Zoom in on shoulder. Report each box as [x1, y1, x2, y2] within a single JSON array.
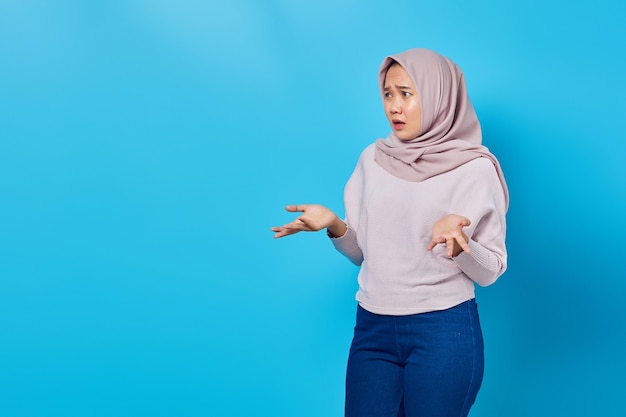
[[439, 157, 502, 198], [359, 143, 376, 160], [453, 157, 499, 181], [464, 156, 497, 172], [450, 157, 506, 206], [350, 143, 377, 170], [345, 143, 377, 186]]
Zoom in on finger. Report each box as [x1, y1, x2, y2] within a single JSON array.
[[449, 229, 471, 253], [272, 228, 286, 238], [446, 238, 455, 257], [283, 220, 310, 232], [427, 240, 439, 250], [427, 237, 445, 251], [271, 223, 298, 230], [285, 205, 306, 213], [271, 226, 286, 238], [457, 237, 471, 254], [273, 227, 300, 238]]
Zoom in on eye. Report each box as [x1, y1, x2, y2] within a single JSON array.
[[384, 92, 392, 98], [402, 91, 412, 97]]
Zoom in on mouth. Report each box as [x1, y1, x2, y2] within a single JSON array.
[[392, 119, 405, 130]]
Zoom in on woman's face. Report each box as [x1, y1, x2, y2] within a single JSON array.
[[383, 64, 422, 141]]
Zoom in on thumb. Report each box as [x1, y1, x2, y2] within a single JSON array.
[[285, 204, 306, 213]]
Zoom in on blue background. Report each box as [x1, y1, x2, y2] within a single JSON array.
[[1, 1, 625, 416]]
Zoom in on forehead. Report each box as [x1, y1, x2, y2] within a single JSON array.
[[384, 64, 414, 88]]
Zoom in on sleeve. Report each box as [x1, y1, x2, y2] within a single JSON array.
[[454, 238, 506, 286], [451, 159, 508, 286], [329, 224, 363, 266]]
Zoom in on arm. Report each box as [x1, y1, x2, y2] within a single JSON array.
[[271, 146, 369, 262], [270, 204, 364, 265], [427, 213, 506, 286], [453, 238, 506, 286], [427, 159, 508, 286], [329, 224, 363, 266]]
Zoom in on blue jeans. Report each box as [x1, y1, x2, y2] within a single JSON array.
[[345, 300, 484, 417]]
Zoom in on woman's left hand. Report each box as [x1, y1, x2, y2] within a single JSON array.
[[427, 214, 471, 257]]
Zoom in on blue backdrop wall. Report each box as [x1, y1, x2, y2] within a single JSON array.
[[1, 1, 625, 416]]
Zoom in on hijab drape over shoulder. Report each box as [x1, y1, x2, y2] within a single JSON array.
[[374, 48, 509, 209]]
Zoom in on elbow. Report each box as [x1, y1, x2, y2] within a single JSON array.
[[476, 274, 499, 287], [350, 255, 364, 266], [476, 262, 507, 287]]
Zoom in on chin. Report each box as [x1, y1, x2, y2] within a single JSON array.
[[396, 134, 416, 142]]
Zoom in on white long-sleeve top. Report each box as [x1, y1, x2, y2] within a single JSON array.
[[331, 144, 507, 315]]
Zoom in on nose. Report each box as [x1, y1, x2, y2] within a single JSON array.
[[389, 96, 402, 114]]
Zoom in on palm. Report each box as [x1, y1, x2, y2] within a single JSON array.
[[271, 204, 338, 238], [427, 214, 471, 257]]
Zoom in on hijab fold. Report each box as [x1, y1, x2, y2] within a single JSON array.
[[374, 48, 509, 209]]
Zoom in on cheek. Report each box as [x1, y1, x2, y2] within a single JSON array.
[[407, 101, 420, 117], [408, 103, 422, 125]]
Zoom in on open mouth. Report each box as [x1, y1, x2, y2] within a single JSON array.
[[392, 120, 405, 130]]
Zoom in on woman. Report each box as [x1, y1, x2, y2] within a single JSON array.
[[271, 48, 508, 417]]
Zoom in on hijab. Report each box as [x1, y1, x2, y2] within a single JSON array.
[[373, 48, 509, 209]]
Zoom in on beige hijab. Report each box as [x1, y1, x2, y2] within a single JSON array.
[[374, 48, 509, 209]]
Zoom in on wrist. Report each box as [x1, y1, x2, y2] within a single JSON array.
[[327, 219, 347, 238]]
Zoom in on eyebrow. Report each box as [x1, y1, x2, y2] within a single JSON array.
[[383, 84, 413, 91]]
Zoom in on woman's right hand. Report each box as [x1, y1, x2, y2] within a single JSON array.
[[270, 204, 346, 239]]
